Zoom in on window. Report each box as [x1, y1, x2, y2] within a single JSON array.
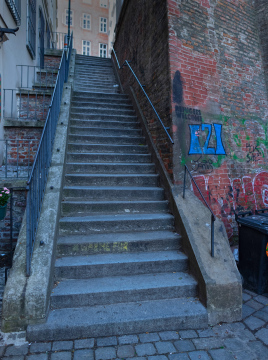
[[64, 9, 73, 26], [99, 43, 107, 58], [26, 0, 36, 59], [82, 40, 91, 56], [100, 0, 108, 8], [5, 0, 21, 25], [99, 17, 107, 33], [82, 13, 91, 30]]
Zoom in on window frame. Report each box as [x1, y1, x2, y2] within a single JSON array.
[[64, 9, 74, 27], [100, 0, 108, 8], [82, 40, 91, 56], [26, 0, 36, 59], [99, 43, 107, 58], [81, 13, 91, 30], [99, 17, 107, 33]]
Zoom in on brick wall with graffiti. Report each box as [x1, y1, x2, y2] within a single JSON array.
[[168, 0, 268, 241]]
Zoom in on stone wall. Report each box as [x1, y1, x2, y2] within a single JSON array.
[[168, 0, 268, 241], [113, 0, 173, 178]]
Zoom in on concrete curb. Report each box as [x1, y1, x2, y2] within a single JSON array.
[[1, 49, 76, 332]]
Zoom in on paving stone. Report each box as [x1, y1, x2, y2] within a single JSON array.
[[51, 352, 72, 360], [229, 350, 256, 360], [0, 346, 5, 357], [135, 343, 156, 356], [208, 348, 234, 360], [254, 295, 268, 305], [245, 299, 264, 310], [254, 309, 268, 322], [188, 351, 211, 360], [224, 338, 248, 351], [95, 347, 117, 360], [126, 358, 146, 360], [174, 340, 195, 352], [30, 342, 51, 353], [52, 341, 73, 351], [26, 354, 48, 360], [242, 293, 252, 302], [244, 315, 265, 330], [242, 304, 256, 319], [178, 330, 197, 339], [192, 337, 224, 350], [139, 333, 160, 343], [5, 344, 29, 356], [263, 306, 268, 314], [249, 340, 268, 360], [155, 341, 176, 354], [148, 356, 168, 360], [244, 289, 258, 297], [196, 328, 216, 338], [159, 331, 179, 340], [3, 357, 25, 360], [74, 339, 94, 349], [227, 322, 246, 332], [97, 336, 117, 347], [117, 345, 135, 358], [73, 349, 94, 360], [119, 335, 139, 345], [169, 354, 189, 360], [255, 328, 268, 345], [212, 324, 232, 337], [235, 328, 256, 341]]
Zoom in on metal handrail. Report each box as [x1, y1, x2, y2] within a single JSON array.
[[26, 32, 73, 276], [112, 49, 174, 144], [183, 164, 215, 257]]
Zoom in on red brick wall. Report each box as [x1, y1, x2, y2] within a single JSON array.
[[168, 0, 268, 242], [113, 0, 173, 178]]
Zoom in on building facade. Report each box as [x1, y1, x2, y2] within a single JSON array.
[[57, 0, 109, 57]]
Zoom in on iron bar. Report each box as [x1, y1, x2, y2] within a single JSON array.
[[112, 49, 174, 144]]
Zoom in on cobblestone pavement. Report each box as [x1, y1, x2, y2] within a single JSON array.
[[0, 285, 267, 360]]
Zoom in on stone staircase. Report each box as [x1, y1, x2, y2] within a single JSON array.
[[27, 54, 208, 341]]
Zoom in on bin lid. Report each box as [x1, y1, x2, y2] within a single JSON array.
[[236, 215, 268, 234]]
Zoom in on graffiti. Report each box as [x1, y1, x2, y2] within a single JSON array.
[[192, 170, 268, 239], [175, 106, 202, 122], [189, 123, 226, 155], [191, 156, 213, 173], [246, 143, 262, 163]]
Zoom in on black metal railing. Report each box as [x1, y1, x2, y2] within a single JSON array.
[[112, 49, 174, 144], [0, 139, 39, 178], [183, 164, 215, 257], [16, 65, 58, 89], [26, 32, 73, 276]]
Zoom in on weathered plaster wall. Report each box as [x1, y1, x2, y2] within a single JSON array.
[[113, 0, 173, 177], [168, 0, 268, 241]]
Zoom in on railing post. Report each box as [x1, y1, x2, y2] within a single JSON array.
[[26, 186, 31, 277], [183, 166, 187, 199], [211, 214, 215, 257]]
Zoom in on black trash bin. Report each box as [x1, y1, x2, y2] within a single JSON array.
[[236, 211, 268, 295]]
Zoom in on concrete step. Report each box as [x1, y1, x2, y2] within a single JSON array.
[[67, 143, 148, 154], [72, 91, 128, 101], [64, 173, 159, 187], [65, 162, 154, 174], [75, 61, 112, 68], [73, 87, 120, 94], [27, 297, 208, 341], [71, 101, 133, 110], [67, 134, 146, 145], [70, 119, 140, 129], [56, 231, 181, 257], [74, 79, 119, 87], [70, 106, 135, 116], [61, 199, 169, 216], [74, 75, 117, 83], [54, 250, 187, 280], [66, 152, 151, 163], [62, 185, 162, 200], [71, 97, 130, 106], [51, 272, 198, 309], [59, 213, 174, 235], [70, 113, 137, 122], [69, 126, 142, 137]]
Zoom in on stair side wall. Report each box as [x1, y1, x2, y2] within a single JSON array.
[[1, 50, 75, 332]]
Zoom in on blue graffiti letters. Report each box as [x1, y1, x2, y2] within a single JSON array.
[[189, 124, 226, 155]]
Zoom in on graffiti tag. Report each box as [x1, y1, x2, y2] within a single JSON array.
[[191, 156, 213, 173], [246, 143, 262, 163], [189, 123, 226, 155]]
